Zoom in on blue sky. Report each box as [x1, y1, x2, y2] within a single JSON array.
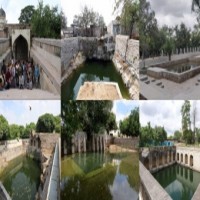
[[0, 0, 60, 23], [112, 100, 139, 125], [0, 100, 60, 126]]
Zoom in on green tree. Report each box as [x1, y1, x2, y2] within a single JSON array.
[[183, 129, 193, 145], [9, 124, 20, 139], [174, 130, 182, 141], [114, 0, 139, 38], [23, 122, 36, 138], [54, 115, 61, 133], [106, 112, 117, 134], [181, 100, 191, 132], [31, 0, 61, 38], [0, 115, 9, 140], [36, 113, 55, 133], [163, 37, 174, 61], [18, 5, 35, 24], [119, 107, 139, 137]]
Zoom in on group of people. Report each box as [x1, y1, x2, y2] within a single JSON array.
[[0, 59, 40, 91]]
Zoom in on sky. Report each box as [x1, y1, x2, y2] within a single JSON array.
[[61, 0, 119, 26], [149, 0, 197, 30], [0, 100, 60, 126], [0, 0, 60, 23], [140, 100, 200, 136], [112, 100, 139, 126]]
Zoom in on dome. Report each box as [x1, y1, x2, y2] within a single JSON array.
[[0, 8, 6, 18]]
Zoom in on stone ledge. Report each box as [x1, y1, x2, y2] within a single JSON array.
[[76, 81, 123, 100]]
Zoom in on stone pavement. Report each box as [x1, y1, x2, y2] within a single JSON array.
[[0, 89, 60, 99]]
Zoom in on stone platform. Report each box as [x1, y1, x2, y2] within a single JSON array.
[[76, 82, 122, 100]]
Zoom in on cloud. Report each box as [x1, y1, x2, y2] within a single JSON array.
[[149, 0, 197, 29]]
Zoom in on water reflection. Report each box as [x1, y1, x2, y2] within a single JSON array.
[[61, 152, 139, 200], [153, 164, 200, 200], [61, 60, 130, 100], [0, 156, 40, 200]]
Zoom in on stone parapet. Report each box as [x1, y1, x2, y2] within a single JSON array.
[[140, 162, 172, 200]]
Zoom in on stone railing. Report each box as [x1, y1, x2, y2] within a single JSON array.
[[0, 182, 11, 200], [40, 140, 60, 200], [30, 38, 61, 95], [192, 183, 200, 200], [139, 162, 172, 200]]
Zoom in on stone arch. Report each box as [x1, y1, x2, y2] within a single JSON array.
[[177, 153, 179, 161], [12, 29, 30, 60], [159, 152, 163, 166], [144, 157, 149, 170], [181, 153, 183, 162], [190, 155, 193, 167], [185, 154, 188, 165]]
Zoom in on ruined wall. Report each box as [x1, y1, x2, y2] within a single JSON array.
[[30, 38, 61, 95], [0, 139, 28, 173], [61, 36, 115, 81], [113, 137, 139, 150], [113, 35, 139, 99], [0, 39, 11, 68]]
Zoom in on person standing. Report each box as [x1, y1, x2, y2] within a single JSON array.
[[34, 64, 40, 88], [1, 59, 6, 84]]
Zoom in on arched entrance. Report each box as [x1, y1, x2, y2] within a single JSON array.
[[13, 35, 28, 60]]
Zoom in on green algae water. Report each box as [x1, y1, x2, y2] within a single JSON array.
[[61, 60, 130, 100], [61, 152, 139, 200], [0, 155, 40, 200], [153, 164, 200, 200]]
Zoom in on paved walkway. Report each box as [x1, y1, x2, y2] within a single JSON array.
[[0, 89, 60, 99], [140, 52, 200, 99]]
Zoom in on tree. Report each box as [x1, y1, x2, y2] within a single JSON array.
[[62, 101, 114, 140], [174, 130, 182, 141], [192, 0, 200, 11], [9, 124, 20, 139], [61, 10, 67, 29], [119, 107, 139, 137], [106, 112, 117, 134], [36, 113, 55, 133], [181, 100, 191, 132], [0, 115, 9, 140], [114, 0, 139, 38], [163, 37, 174, 61], [73, 5, 105, 36], [54, 115, 61, 133], [18, 5, 35, 24], [31, 0, 61, 38], [23, 122, 36, 138]]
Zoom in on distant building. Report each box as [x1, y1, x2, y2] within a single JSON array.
[[109, 130, 119, 137], [107, 19, 121, 36]]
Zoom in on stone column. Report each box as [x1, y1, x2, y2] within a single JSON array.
[[96, 137, 99, 152], [72, 137, 75, 154], [78, 135, 81, 153], [83, 135, 86, 152], [64, 140, 67, 155], [92, 134, 95, 152], [149, 153, 153, 170], [100, 136, 102, 152]]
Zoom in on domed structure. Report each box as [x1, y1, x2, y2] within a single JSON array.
[[0, 7, 6, 18]]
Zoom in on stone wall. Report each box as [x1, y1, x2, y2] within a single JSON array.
[[113, 35, 139, 99], [176, 147, 200, 172], [139, 162, 172, 200], [140, 146, 176, 173], [0, 182, 11, 200], [61, 36, 115, 81], [0, 139, 28, 173], [0, 39, 11, 69], [113, 137, 139, 149], [30, 38, 61, 95]]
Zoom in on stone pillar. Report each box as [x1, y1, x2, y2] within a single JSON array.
[[149, 153, 153, 170], [83, 135, 86, 152], [64, 140, 67, 155], [72, 137, 75, 154], [103, 135, 105, 152], [92, 134, 95, 152], [100, 136, 102, 152], [96, 137, 99, 152], [78, 135, 81, 153]]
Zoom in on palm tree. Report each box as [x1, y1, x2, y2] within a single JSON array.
[[192, 0, 200, 11]]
